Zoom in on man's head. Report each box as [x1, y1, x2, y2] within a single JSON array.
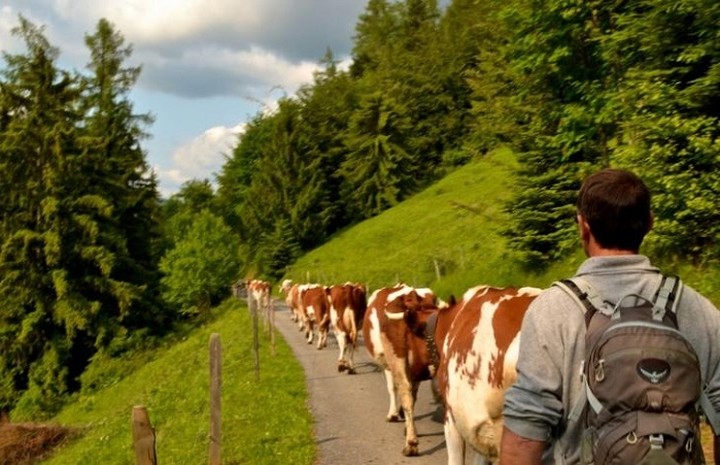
[[576, 168, 652, 254]]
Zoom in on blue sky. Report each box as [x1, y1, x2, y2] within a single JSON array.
[[0, 0, 368, 197]]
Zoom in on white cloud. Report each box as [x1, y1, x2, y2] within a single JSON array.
[[156, 123, 244, 194], [138, 45, 319, 99], [48, 0, 260, 44]]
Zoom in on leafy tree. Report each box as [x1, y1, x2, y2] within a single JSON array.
[[255, 218, 303, 281], [160, 179, 221, 259], [350, 0, 398, 78], [499, 0, 720, 267], [607, 0, 720, 264], [392, 0, 448, 173], [159, 210, 239, 313], [461, 0, 525, 154], [499, 0, 626, 267]]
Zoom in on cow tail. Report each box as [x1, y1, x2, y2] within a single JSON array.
[[354, 287, 368, 330]]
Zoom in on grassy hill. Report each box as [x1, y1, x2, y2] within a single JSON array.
[[283, 146, 719, 304], [33, 146, 718, 464], [283, 147, 581, 299]]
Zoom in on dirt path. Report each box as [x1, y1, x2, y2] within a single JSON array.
[[273, 303, 451, 465]]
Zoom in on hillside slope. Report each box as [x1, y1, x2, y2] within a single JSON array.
[[283, 147, 581, 299], [283, 147, 718, 304]]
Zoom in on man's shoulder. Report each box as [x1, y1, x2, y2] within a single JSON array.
[[526, 284, 585, 319]]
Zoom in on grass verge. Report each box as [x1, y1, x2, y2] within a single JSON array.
[[41, 299, 314, 465]]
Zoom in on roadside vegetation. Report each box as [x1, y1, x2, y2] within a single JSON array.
[[39, 299, 313, 465]]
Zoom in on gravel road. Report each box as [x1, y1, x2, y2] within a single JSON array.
[[273, 302, 451, 465]]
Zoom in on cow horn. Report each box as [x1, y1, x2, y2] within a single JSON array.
[[384, 310, 405, 320]]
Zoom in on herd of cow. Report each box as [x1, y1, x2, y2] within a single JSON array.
[[244, 278, 543, 465]]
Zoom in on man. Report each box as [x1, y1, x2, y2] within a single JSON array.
[[500, 168, 720, 464]]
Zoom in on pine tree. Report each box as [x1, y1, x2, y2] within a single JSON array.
[[81, 18, 166, 332], [340, 91, 414, 218], [239, 99, 332, 272], [296, 49, 357, 231], [0, 17, 85, 414]]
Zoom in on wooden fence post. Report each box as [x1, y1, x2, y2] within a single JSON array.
[[269, 300, 275, 355], [209, 333, 222, 465], [131, 406, 157, 465]]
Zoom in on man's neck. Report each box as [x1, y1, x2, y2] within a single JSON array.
[[584, 239, 637, 257]]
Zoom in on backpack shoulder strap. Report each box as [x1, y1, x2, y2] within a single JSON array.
[[552, 277, 610, 425], [652, 274, 682, 317], [553, 277, 614, 326]]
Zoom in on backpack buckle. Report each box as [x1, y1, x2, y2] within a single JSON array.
[[649, 434, 664, 449]]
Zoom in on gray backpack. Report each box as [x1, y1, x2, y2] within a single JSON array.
[[555, 275, 706, 465]]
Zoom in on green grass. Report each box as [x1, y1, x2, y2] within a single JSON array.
[[43, 299, 314, 465]]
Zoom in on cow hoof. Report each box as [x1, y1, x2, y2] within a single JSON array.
[[402, 444, 419, 457], [386, 414, 402, 423], [347, 368, 356, 375], [338, 364, 347, 372]]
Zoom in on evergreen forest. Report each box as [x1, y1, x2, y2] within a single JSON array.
[[1, 0, 719, 419]]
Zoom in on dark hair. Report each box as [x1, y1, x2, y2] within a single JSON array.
[[576, 168, 652, 252]]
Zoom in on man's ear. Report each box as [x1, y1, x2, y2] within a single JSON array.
[[578, 214, 591, 241]]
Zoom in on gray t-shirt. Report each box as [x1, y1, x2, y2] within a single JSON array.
[[503, 255, 720, 464]]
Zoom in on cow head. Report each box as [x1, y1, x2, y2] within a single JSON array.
[[400, 290, 445, 338], [279, 279, 293, 294]]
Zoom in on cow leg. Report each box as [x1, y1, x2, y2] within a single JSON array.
[[305, 320, 314, 345], [399, 378, 419, 457], [316, 326, 326, 350], [346, 337, 356, 374], [346, 312, 357, 374], [335, 329, 348, 371], [316, 315, 329, 350], [445, 414, 466, 465], [383, 369, 401, 422]]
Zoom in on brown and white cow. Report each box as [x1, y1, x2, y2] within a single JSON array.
[[326, 282, 367, 374], [247, 279, 273, 320], [363, 283, 443, 457], [432, 285, 541, 465], [299, 284, 331, 349], [279, 279, 304, 329]]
